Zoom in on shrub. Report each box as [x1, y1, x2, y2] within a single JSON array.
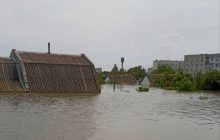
[[201, 70, 220, 90], [177, 78, 195, 91]]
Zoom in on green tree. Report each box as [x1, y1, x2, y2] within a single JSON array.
[[201, 70, 220, 90], [194, 73, 203, 90], [97, 72, 106, 84], [177, 78, 195, 91], [152, 65, 175, 74], [127, 66, 146, 81], [111, 65, 119, 73]]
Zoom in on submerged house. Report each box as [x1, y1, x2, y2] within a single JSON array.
[[0, 47, 100, 93], [146, 74, 161, 86], [139, 76, 150, 87], [105, 75, 137, 85]]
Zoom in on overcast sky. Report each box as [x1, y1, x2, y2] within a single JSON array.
[[0, 0, 219, 70]]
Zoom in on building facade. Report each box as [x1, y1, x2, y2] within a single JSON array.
[[95, 68, 102, 73], [147, 67, 154, 74], [184, 53, 220, 74], [153, 60, 184, 71]]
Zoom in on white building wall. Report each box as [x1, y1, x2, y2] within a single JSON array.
[[153, 60, 184, 71], [184, 53, 220, 74]]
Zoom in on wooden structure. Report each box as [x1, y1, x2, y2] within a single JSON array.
[[0, 49, 100, 93]]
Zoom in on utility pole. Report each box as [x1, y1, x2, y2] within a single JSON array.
[[113, 64, 116, 92]]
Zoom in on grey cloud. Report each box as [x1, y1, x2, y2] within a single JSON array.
[[0, 0, 219, 70]]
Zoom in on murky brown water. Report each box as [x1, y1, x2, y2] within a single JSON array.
[[0, 85, 219, 140]]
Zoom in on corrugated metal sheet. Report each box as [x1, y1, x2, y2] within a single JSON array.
[[0, 58, 17, 80], [0, 81, 23, 92], [0, 58, 23, 92], [0, 57, 13, 64], [25, 64, 99, 93], [18, 51, 100, 93], [0, 50, 100, 93], [18, 52, 90, 65]]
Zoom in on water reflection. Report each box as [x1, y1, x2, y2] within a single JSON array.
[[0, 85, 219, 140]]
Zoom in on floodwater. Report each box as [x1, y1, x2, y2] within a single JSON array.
[[0, 85, 219, 140]]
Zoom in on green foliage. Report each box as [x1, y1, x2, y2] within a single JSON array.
[[127, 65, 146, 81], [152, 65, 175, 74], [153, 70, 220, 91], [111, 65, 119, 73], [194, 73, 203, 90], [177, 78, 195, 91], [97, 72, 106, 85], [136, 86, 149, 92], [200, 70, 220, 90]]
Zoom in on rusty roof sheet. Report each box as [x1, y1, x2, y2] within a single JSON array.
[[0, 81, 23, 92], [17, 51, 90, 65], [0, 57, 13, 63]]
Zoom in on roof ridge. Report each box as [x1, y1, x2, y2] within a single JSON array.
[[16, 50, 82, 57], [0, 57, 11, 59], [13, 50, 90, 65]]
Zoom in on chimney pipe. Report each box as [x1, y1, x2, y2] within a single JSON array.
[[48, 42, 51, 54]]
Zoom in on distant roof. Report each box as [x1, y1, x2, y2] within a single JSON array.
[[0, 57, 13, 63], [185, 53, 220, 57], [154, 60, 183, 62], [106, 74, 137, 85], [15, 51, 90, 65]]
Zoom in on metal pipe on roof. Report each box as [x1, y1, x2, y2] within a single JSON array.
[[48, 42, 51, 54]]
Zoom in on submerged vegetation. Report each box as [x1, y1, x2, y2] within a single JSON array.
[[97, 64, 220, 92], [97, 65, 146, 84], [152, 65, 220, 91], [136, 86, 149, 92], [97, 72, 106, 84]]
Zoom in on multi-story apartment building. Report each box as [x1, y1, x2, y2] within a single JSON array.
[[184, 53, 220, 74], [153, 60, 184, 71], [95, 68, 102, 73]]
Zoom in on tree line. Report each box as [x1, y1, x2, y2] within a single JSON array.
[[152, 65, 220, 91], [97, 65, 147, 84]]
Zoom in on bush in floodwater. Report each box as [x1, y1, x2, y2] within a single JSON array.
[[200, 70, 220, 90], [177, 78, 195, 92], [136, 86, 149, 92]]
